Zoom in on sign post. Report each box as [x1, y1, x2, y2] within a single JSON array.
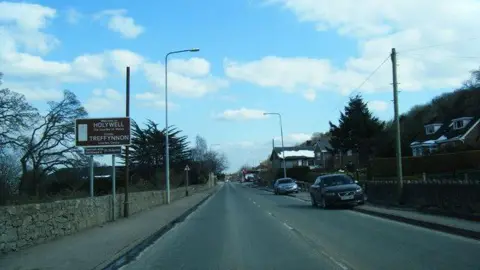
[[75, 117, 131, 147], [84, 147, 121, 156], [112, 154, 116, 221], [89, 156, 94, 197], [75, 117, 131, 201], [184, 165, 190, 196]]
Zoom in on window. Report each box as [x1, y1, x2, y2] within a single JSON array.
[[425, 125, 435, 134], [347, 150, 353, 156], [322, 175, 354, 186], [278, 179, 294, 184], [454, 120, 464, 129], [314, 177, 322, 185]]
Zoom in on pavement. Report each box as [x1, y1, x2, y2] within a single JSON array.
[[0, 187, 218, 270], [286, 190, 480, 240], [123, 182, 480, 270]]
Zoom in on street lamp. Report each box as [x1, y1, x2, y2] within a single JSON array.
[[264, 112, 287, 178], [165, 48, 199, 204]]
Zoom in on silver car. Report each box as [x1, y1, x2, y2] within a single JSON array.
[[273, 178, 299, 195]]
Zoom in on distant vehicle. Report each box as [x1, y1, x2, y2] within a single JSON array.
[[309, 174, 365, 208], [273, 178, 299, 195]]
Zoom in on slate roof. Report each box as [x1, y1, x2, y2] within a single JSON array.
[[411, 116, 480, 146]]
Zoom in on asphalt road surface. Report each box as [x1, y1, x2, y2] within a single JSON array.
[[123, 182, 480, 270]]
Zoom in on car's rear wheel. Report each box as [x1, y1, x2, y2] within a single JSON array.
[[310, 193, 317, 207]]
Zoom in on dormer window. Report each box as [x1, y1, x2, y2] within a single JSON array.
[[425, 125, 435, 135], [425, 123, 442, 135], [454, 120, 464, 129], [452, 117, 472, 130]]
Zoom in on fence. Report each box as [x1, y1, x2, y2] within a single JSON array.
[[370, 150, 480, 177], [364, 179, 480, 218], [0, 166, 210, 206]]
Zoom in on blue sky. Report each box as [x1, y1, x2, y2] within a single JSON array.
[[1, 0, 479, 172]]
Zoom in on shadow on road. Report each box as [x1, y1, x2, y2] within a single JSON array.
[[277, 204, 318, 210], [278, 204, 354, 211]]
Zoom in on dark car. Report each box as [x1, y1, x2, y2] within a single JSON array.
[[273, 178, 299, 195], [309, 174, 365, 208]]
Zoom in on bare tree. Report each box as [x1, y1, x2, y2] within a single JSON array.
[[190, 135, 229, 176], [0, 149, 22, 204], [18, 90, 87, 194], [0, 73, 39, 147], [191, 135, 208, 162], [204, 150, 229, 174]]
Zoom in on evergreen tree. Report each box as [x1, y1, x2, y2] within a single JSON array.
[[328, 94, 384, 165]]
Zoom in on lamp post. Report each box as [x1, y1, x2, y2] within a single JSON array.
[[264, 112, 287, 178], [165, 48, 199, 204]]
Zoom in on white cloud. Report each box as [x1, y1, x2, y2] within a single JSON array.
[[84, 88, 123, 113], [224, 56, 333, 92], [95, 9, 144, 39], [65, 8, 81, 24], [2, 81, 63, 101], [368, 100, 389, 112], [214, 108, 267, 121], [0, 2, 58, 54], [135, 91, 179, 110], [169, 57, 210, 77], [108, 50, 144, 73], [143, 60, 229, 98], [303, 89, 316, 101], [227, 0, 480, 98], [274, 133, 312, 145]]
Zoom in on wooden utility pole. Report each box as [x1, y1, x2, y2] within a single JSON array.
[[124, 67, 130, 217], [391, 48, 404, 202]]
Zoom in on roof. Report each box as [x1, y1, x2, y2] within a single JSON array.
[[270, 146, 315, 160], [313, 138, 331, 151], [411, 116, 480, 146]]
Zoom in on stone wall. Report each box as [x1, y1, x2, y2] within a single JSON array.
[[0, 184, 210, 254]]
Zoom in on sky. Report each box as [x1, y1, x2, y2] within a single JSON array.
[[1, 0, 479, 173]]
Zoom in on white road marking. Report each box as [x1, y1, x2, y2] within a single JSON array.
[[267, 212, 273, 216], [320, 251, 349, 270], [283, 222, 293, 230]]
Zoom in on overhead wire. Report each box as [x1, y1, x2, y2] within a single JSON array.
[[397, 36, 480, 54], [329, 54, 391, 114]]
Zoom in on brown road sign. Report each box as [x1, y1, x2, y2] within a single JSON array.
[[84, 146, 122, 156], [75, 117, 131, 147]]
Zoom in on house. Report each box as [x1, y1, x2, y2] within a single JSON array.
[[269, 146, 316, 170], [410, 116, 480, 156], [290, 138, 360, 170]]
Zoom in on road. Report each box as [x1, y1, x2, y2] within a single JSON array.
[[123, 182, 480, 270]]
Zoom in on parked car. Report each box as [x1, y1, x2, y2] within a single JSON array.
[[309, 174, 365, 208], [273, 178, 299, 195]]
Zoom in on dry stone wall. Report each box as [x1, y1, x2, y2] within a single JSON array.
[[0, 184, 210, 254]]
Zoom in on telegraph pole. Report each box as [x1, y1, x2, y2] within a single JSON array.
[[124, 67, 130, 217], [391, 48, 403, 202]]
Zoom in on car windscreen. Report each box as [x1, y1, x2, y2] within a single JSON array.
[[278, 179, 294, 184], [323, 175, 354, 186]]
